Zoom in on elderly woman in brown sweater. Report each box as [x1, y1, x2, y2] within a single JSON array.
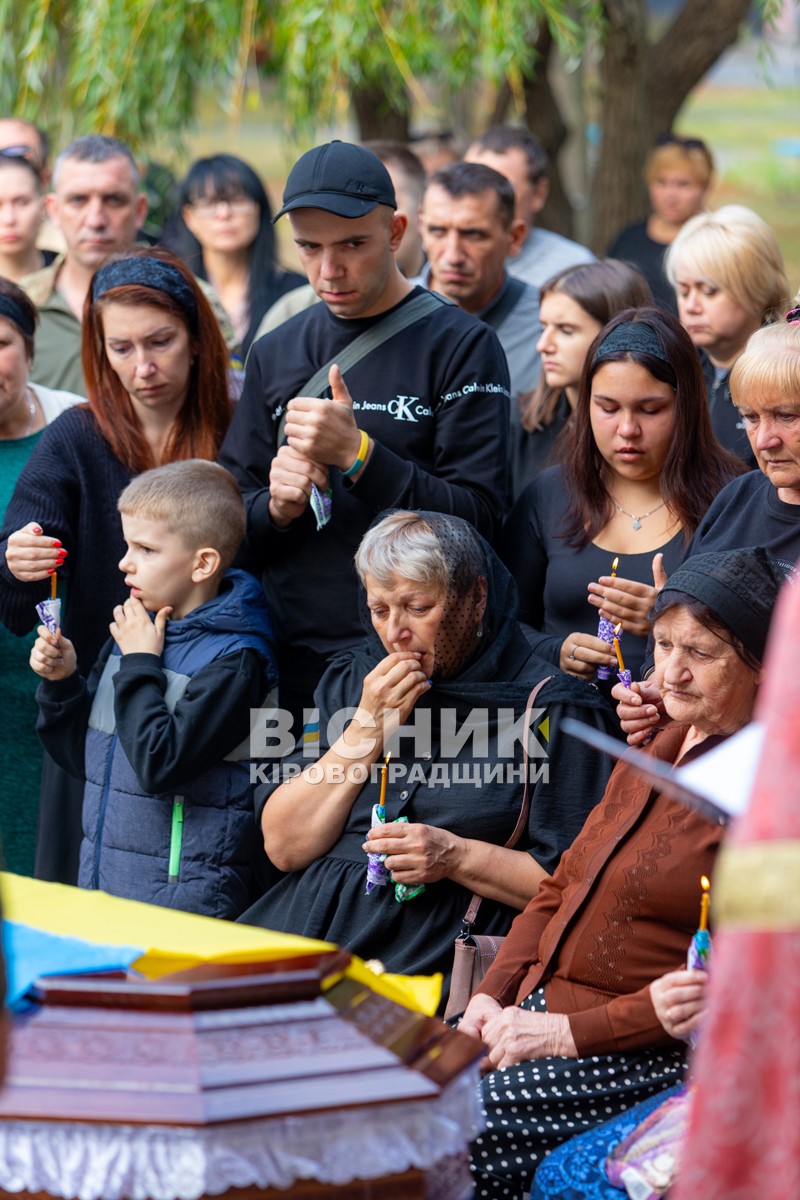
[[462, 547, 788, 1200]]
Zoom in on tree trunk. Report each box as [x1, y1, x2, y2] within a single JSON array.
[[522, 27, 575, 237], [646, 0, 752, 136], [352, 83, 410, 142], [590, 0, 650, 254], [488, 25, 576, 238]]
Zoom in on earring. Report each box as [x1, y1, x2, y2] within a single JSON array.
[[476, 628, 483, 639]]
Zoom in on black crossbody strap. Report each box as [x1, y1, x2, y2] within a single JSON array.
[[277, 290, 444, 445], [461, 676, 553, 929]]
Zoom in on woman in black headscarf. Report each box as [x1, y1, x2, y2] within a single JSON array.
[[239, 510, 620, 1003]]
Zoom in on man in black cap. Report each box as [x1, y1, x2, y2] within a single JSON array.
[[219, 140, 510, 724]]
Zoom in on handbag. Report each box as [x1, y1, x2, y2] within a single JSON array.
[[444, 676, 552, 1021]]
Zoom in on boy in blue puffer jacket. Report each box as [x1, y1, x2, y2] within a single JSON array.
[[31, 460, 278, 919]]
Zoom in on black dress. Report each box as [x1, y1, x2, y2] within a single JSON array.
[[239, 543, 620, 1004]]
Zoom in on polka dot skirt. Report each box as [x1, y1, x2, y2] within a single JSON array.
[[469, 988, 685, 1200]]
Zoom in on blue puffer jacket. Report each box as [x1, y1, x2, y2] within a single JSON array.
[[77, 570, 277, 918]]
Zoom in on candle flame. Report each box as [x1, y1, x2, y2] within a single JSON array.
[[701, 875, 710, 891], [614, 623, 622, 636], [378, 751, 391, 808], [611, 557, 619, 575]]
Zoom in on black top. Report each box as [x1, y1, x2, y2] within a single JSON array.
[[511, 392, 572, 501], [607, 220, 676, 313], [501, 465, 685, 682], [699, 351, 757, 470], [687, 469, 800, 570], [219, 287, 511, 669]]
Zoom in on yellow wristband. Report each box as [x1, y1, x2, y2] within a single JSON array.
[[342, 428, 370, 478]]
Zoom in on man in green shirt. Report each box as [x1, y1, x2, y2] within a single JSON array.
[[21, 135, 148, 397]]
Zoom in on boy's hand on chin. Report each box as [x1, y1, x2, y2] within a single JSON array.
[[110, 597, 172, 657]]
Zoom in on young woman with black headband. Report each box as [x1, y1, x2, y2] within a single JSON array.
[[501, 307, 744, 684]]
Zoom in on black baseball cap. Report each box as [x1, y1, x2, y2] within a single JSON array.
[[273, 140, 397, 221]]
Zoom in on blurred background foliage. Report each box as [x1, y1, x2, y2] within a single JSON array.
[[0, 0, 797, 275]]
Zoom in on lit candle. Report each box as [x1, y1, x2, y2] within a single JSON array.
[[613, 623, 625, 673], [51, 571, 57, 601], [597, 559, 620, 680], [378, 751, 391, 811], [699, 874, 710, 933]]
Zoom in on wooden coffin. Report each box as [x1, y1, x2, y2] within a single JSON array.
[[0, 953, 483, 1200]]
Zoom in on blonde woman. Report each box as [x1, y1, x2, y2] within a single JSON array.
[[665, 204, 790, 468]]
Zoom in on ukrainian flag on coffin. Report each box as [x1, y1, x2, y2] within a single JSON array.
[[0, 873, 441, 1015]]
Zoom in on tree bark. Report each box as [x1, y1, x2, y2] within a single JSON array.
[[522, 26, 575, 237], [352, 82, 410, 142], [347, 0, 754, 255], [646, 0, 752, 136], [487, 26, 576, 237], [590, 0, 650, 254]]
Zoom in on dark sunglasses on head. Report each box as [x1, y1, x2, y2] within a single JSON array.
[[655, 132, 709, 154], [0, 145, 42, 177], [0, 144, 34, 159]]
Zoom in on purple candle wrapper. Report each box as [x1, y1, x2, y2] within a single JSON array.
[[36, 598, 62, 637], [310, 483, 332, 532], [687, 929, 711, 972], [365, 802, 389, 894], [597, 615, 616, 642], [596, 615, 616, 680], [686, 929, 711, 1048], [617, 669, 632, 688]]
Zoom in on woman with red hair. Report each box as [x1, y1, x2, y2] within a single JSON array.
[[0, 246, 232, 882]]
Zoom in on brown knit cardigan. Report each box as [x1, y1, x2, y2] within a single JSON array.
[[475, 722, 724, 1056]]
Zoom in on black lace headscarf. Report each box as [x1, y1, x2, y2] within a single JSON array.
[[350, 510, 612, 715]]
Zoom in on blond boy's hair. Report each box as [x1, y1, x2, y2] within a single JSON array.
[[118, 460, 245, 573]]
